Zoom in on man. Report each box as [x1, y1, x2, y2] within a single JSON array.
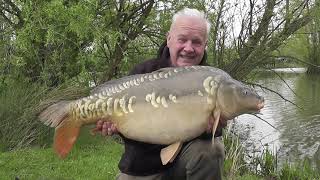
[[95, 8, 226, 180]]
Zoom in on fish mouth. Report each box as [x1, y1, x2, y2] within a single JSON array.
[[256, 101, 265, 111]]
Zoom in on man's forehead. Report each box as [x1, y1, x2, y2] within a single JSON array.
[[171, 17, 207, 35], [173, 16, 206, 28], [172, 26, 207, 40], [176, 33, 205, 41]]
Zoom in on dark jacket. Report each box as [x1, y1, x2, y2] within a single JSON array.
[[118, 42, 222, 176]]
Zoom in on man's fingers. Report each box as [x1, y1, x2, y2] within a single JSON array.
[[102, 122, 108, 136], [90, 127, 99, 135], [90, 120, 103, 135], [92, 120, 117, 136], [107, 128, 112, 136], [96, 120, 103, 129], [111, 124, 118, 133], [106, 121, 112, 127], [97, 120, 103, 125]]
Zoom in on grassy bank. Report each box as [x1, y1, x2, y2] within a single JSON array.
[[1, 129, 319, 180], [222, 131, 320, 180], [0, 128, 123, 180]]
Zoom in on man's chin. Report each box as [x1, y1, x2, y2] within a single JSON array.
[[176, 61, 197, 67]]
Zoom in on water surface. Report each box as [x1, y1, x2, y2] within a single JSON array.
[[233, 69, 320, 169]]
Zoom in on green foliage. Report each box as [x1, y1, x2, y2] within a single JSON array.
[[223, 131, 250, 178], [306, 3, 320, 73], [261, 149, 277, 176], [14, 0, 90, 86], [0, 78, 51, 151], [251, 148, 277, 178], [276, 3, 320, 72], [276, 29, 309, 65], [222, 130, 319, 180], [0, 76, 90, 151], [280, 160, 320, 180]]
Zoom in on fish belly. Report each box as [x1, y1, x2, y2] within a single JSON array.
[[114, 96, 213, 144]]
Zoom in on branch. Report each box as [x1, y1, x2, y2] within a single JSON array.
[[262, 66, 302, 99], [124, 0, 152, 23], [266, 13, 312, 53], [251, 114, 279, 131], [127, 0, 154, 39], [245, 0, 276, 50]]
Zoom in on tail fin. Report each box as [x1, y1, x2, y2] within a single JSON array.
[[39, 101, 71, 128], [39, 101, 81, 158]]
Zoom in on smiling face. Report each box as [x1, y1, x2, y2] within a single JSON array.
[[167, 16, 208, 67]]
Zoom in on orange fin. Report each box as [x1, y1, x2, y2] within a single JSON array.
[[160, 142, 182, 165], [54, 119, 81, 159]]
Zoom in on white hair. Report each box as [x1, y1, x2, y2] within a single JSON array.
[[171, 8, 211, 36]]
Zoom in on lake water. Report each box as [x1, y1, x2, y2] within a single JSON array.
[[231, 68, 320, 169]]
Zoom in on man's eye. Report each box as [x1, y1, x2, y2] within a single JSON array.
[[193, 40, 202, 46], [178, 39, 187, 43]]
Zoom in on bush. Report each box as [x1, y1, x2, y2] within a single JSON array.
[[0, 78, 52, 151], [0, 78, 90, 151]]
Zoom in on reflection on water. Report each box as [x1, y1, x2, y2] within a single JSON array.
[[233, 70, 320, 169]]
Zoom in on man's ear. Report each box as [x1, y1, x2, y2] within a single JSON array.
[[205, 40, 208, 50], [166, 32, 171, 41]]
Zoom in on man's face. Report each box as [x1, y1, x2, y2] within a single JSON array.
[[167, 16, 207, 67]]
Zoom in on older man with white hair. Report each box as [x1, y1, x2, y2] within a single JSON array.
[[96, 8, 226, 180]]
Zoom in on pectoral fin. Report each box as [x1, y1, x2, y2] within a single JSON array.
[[160, 142, 182, 165], [212, 109, 221, 145]]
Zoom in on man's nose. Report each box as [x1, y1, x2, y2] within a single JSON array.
[[183, 41, 194, 52]]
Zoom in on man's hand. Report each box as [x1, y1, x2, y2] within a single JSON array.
[[91, 120, 118, 136]]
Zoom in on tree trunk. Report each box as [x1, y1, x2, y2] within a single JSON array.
[[307, 29, 320, 74], [212, 0, 225, 66]]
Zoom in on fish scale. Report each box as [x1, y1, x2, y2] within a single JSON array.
[[73, 66, 206, 121]]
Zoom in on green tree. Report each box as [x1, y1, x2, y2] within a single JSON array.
[[306, 2, 320, 74], [206, 0, 319, 79]]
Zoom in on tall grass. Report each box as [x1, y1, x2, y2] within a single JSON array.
[[223, 128, 320, 180], [279, 159, 320, 180], [0, 78, 51, 151], [223, 130, 248, 179], [0, 78, 90, 151]]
